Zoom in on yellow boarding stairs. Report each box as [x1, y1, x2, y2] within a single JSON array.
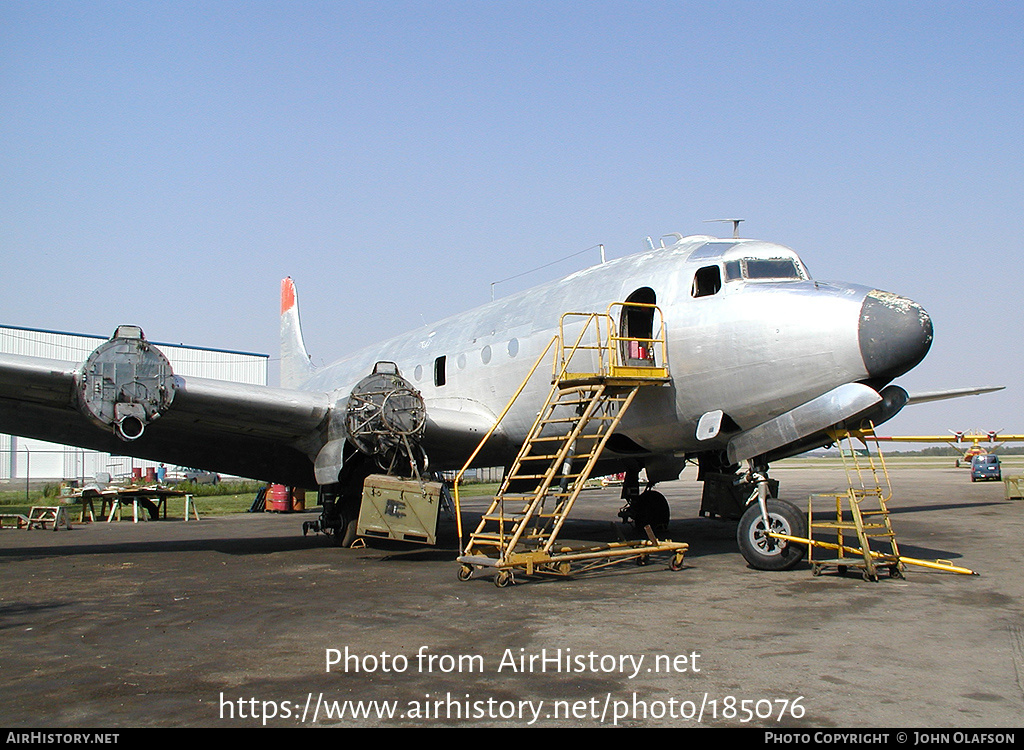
[[453, 303, 688, 587], [768, 424, 977, 579]]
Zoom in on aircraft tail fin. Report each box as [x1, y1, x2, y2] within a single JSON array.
[[280, 277, 315, 388]]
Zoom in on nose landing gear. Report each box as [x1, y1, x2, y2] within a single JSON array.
[[735, 465, 807, 571]]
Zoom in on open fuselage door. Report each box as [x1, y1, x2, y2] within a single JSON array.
[[619, 287, 658, 368]]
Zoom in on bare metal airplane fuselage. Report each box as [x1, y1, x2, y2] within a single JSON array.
[[293, 235, 929, 478], [0, 232, 942, 570]]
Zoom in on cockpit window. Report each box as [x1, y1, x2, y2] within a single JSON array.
[[723, 257, 804, 282], [746, 258, 802, 279]]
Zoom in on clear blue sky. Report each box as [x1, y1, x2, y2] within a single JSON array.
[[2, 1, 1022, 437]]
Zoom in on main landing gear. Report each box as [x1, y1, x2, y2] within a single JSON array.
[[303, 481, 362, 547], [617, 467, 671, 535]]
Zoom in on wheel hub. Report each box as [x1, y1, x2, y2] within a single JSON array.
[[750, 513, 790, 556]]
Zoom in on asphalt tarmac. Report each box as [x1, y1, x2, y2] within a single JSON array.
[[1, 463, 1022, 728]]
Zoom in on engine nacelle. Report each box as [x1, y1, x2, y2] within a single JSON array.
[[345, 362, 425, 453], [77, 325, 177, 441], [313, 361, 428, 485]]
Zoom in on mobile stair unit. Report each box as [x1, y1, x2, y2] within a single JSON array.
[[453, 304, 688, 587], [806, 426, 904, 581], [769, 424, 977, 579]]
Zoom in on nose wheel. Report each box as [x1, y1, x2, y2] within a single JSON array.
[[737, 498, 807, 571]]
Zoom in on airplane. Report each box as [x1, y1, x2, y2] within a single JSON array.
[[0, 231, 1003, 572], [874, 431, 1024, 467]]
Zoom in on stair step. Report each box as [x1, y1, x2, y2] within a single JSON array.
[[457, 379, 652, 562], [813, 521, 892, 530], [483, 511, 563, 520]]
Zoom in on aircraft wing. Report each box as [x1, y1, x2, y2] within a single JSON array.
[[0, 347, 331, 487], [876, 432, 1024, 444], [873, 435, 961, 443], [906, 386, 1004, 404], [864, 387, 1012, 445]]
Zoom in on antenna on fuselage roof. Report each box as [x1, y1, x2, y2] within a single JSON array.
[[704, 218, 744, 239], [489, 244, 606, 301]]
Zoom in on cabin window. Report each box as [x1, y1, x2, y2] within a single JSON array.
[[724, 260, 742, 281], [692, 265, 721, 297], [434, 356, 446, 386]]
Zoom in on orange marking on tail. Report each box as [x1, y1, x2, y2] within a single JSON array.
[[281, 277, 296, 314]]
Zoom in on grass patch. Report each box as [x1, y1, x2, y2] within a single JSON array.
[[453, 481, 502, 498], [0, 481, 320, 520]]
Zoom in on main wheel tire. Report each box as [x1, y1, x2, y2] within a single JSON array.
[[737, 499, 807, 571], [338, 517, 358, 547], [632, 489, 670, 533]]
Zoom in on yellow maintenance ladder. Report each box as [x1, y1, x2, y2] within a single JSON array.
[[769, 423, 978, 579], [806, 426, 903, 580], [454, 303, 688, 587]]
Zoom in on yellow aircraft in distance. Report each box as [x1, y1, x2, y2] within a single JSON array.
[[875, 431, 1024, 467]]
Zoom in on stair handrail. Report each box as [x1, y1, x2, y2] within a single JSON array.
[[453, 308, 633, 551], [556, 312, 608, 380], [605, 301, 669, 377], [452, 334, 558, 548]]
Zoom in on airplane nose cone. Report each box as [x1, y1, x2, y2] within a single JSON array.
[[858, 290, 933, 383]]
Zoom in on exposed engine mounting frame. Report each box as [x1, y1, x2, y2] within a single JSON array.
[[344, 361, 427, 476]]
